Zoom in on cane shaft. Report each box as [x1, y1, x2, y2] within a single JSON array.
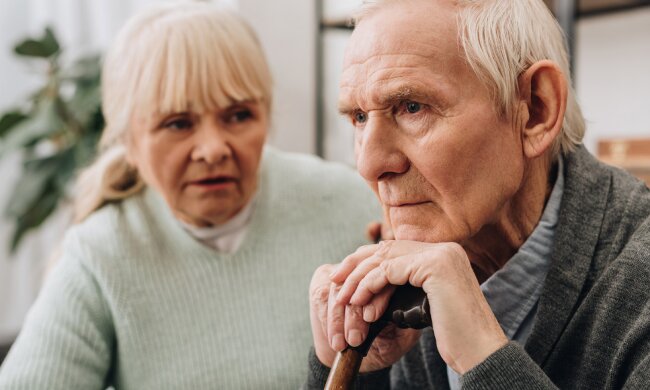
[[324, 349, 363, 390], [323, 285, 431, 389]]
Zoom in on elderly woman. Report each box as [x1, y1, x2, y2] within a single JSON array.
[[0, 3, 380, 389]]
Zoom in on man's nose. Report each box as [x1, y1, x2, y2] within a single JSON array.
[[190, 123, 232, 165], [355, 116, 409, 182]]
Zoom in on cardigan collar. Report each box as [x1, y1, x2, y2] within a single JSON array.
[[524, 145, 612, 366]]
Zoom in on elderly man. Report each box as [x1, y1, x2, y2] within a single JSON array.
[[307, 0, 650, 388]]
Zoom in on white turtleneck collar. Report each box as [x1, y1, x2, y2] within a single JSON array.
[[178, 194, 257, 254]]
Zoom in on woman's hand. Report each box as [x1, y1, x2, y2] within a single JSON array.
[[365, 221, 395, 243], [309, 240, 508, 374]]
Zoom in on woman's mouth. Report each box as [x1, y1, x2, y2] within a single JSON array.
[[190, 176, 237, 191]]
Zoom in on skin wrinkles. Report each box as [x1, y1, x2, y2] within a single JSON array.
[[340, 61, 459, 117], [311, 0, 568, 375], [127, 101, 268, 227], [343, 0, 542, 262]]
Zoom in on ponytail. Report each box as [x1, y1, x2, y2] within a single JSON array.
[[73, 145, 144, 223]]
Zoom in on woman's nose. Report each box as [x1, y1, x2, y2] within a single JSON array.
[[355, 117, 409, 182], [190, 123, 232, 165]]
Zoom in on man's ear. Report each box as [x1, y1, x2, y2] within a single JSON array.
[[518, 60, 567, 158]]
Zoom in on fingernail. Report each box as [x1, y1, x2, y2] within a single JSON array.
[[329, 266, 338, 279], [332, 334, 346, 352], [363, 305, 375, 322], [347, 330, 363, 347]]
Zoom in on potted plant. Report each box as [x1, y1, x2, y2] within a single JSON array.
[[0, 28, 103, 252]]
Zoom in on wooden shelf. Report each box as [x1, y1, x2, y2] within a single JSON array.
[[598, 138, 650, 185]]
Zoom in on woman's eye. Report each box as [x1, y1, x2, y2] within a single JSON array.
[[354, 111, 367, 124], [227, 109, 253, 123], [405, 101, 421, 114], [162, 117, 193, 131]]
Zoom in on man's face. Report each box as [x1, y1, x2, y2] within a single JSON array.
[[340, 0, 526, 244]]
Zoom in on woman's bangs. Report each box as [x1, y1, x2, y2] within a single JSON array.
[[137, 18, 268, 116]]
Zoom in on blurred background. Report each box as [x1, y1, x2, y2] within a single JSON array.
[[1, 0, 649, 362]]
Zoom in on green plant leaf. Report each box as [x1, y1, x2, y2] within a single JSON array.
[[0, 110, 27, 138], [0, 99, 64, 157], [61, 55, 101, 82], [67, 83, 102, 126], [5, 150, 75, 251], [5, 154, 61, 218], [10, 182, 61, 252], [72, 129, 101, 170], [52, 148, 77, 192], [14, 27, 60, 58], [5, 34, 104, 253]]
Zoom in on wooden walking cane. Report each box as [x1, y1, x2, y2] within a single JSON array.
[[324, 284, 432, 390]]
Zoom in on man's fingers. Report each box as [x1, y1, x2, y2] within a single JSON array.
[[349, 265, 391, 306], [330, 244, 378, 283], [335, 251, 385, 304], [350, 254, 422, 306], [312, 284, 330, 338], [309, 264, 339, 366], [344, 304, 369, 347], [362, 285, 396, 323], [327, 283, 347, 351], [336, 240, 398, 303]]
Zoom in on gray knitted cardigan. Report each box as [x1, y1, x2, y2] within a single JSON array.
[[307, 146, 650, 389]]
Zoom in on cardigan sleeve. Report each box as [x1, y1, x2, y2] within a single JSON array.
[[306, 347, 391, 390], [460, 342, 558, 390], [0, 239, 115, 389]]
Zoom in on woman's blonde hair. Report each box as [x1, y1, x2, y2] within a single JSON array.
[[355, 0, 585, 157], [74, 1, 273, 223]]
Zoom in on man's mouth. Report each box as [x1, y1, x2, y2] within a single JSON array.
[[384, 201, 429, 207]]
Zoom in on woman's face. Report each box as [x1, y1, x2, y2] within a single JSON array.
[[127, 101, 268, 227]]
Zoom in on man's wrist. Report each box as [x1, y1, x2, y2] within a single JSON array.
[[307, 347, 332, 388]]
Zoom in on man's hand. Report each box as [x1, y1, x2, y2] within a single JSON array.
[[309, 248, 420, 373], [310, 240, 508, 374]]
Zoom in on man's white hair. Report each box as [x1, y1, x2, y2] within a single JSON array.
[[355, 0, 585, 157]]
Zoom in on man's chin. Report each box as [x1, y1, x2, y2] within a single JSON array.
[[392, 224, 439, 243]]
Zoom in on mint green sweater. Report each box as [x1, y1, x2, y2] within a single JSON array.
[[0, 148, 381, 389]]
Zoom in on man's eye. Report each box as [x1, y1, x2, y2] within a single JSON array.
[[405, 101, 421, 114], [354, 111, 367, 124], [162, 118, 193, 130]]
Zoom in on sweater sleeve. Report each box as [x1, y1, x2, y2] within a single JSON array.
[[460, 342, 558, 390], [306, 347, 391, 390], [0, 239, 115, 389]]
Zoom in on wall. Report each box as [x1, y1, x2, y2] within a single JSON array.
[[575, 8, 650, 152], [238, 0, 317, 154]]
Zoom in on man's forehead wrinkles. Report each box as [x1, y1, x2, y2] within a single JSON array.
[[366, 65, 422, 86], [340, 69, 450, 113], [340, 54, 436, 94], [345, 52, 436, 69]]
